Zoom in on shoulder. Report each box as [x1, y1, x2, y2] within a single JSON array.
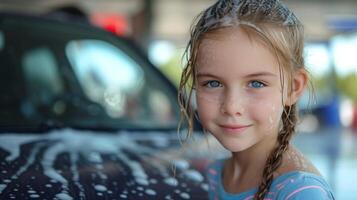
[[274, 171, 335, 200]]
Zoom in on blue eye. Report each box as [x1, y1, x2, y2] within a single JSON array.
[[205, 80, 222, 88], [248, 81, 265, 88]]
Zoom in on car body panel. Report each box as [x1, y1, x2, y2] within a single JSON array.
[[0, 129, 211, 200]]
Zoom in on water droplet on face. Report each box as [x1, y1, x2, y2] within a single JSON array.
[[3, 179, 11, 183], [120, 194, 127, 198]]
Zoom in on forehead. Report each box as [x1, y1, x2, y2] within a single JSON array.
[[196, 27, 279, 74]]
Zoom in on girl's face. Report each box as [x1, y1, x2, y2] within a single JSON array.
[[195, 27, 288, 152]]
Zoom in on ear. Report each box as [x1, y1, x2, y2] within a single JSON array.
[[285, 69, 308, 106]]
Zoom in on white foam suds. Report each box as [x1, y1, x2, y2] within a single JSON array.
[[88, 152, 103, 163], [149, 178, 158, 184], [69, 152, 85, 198], [42, 142, 68, 184], [164, 177, 178, 186], [0, 143, 44, 193], [0, 129, 212, 198], [55, 192, 73, 200], [0, 134, 41, 162], [0, 184, 6, 192], [117, 153, 149, 186], [173, 159, 189, 170], [94, 184, 107, 192], [29, 194, 40, 198], [145, 189, 157, 196], [183, 170, 204, 182], [180, 192, 190, 199], [201, 183, 209, 191]]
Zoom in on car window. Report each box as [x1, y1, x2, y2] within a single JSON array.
[[22, 47, 65, 106], [0, 16, 179, 130], [66, 39, 176, 126]]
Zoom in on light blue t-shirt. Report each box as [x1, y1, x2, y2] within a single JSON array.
[[206, 159, 335, 200]]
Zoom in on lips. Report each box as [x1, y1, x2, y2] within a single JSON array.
[[219, 124, 252, 135]]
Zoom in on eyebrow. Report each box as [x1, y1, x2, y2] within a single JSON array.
[[244, 72, 277, 78], [196, 72, 277, 78]]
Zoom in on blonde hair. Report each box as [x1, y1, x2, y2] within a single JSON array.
[[178, 0, 306, 199]]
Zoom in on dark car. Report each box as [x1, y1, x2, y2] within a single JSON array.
[[0, 13, 215, 200]]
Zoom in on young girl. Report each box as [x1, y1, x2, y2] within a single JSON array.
[[178, 0, 335, 199]]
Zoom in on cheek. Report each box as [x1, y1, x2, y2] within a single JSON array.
[[249, 96, 283, 130], [196, 96, 217, 123]]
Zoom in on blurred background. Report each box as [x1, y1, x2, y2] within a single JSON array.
[[0, 0, 356, 199]]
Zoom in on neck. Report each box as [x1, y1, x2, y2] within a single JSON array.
[[229, 133, 279, 179]]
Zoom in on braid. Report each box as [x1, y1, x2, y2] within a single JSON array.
[[255, 105, 298, 200]]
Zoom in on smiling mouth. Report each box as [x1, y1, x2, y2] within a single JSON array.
[[219, 124, 252, 134]]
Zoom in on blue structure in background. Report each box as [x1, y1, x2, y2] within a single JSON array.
[[314, 96, 341, 127]]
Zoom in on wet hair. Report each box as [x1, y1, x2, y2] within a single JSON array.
[[178, 0, 305, 199]]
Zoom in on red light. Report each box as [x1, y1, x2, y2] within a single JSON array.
[[90, 13, 128, 36]]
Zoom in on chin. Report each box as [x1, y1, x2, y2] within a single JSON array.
[[221, 142, 251, 153]]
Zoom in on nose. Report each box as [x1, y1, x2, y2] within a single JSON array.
[[220, 89, 245, 116]]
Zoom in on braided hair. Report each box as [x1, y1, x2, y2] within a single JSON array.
[[255, 105, 298, 199]]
